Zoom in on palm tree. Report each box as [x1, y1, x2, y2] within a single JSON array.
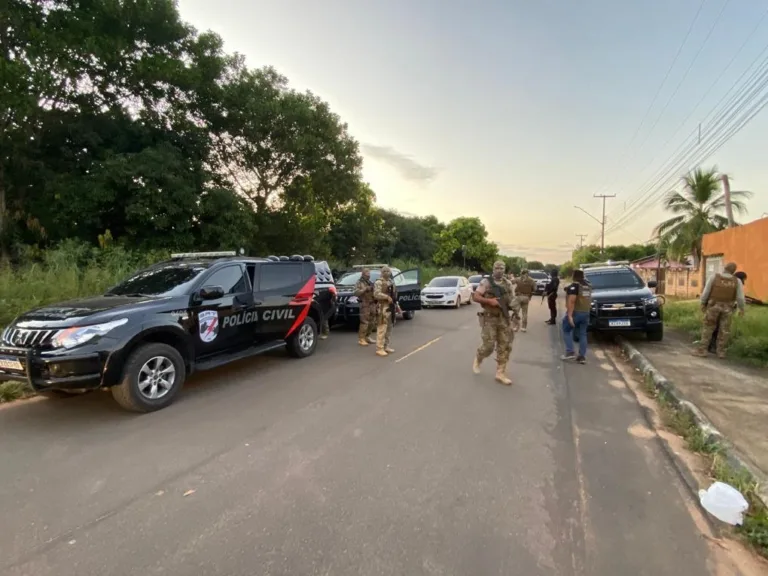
[[653, 167, 751, 267]]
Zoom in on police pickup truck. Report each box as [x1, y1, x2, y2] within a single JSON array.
[[580, 261, 663, 341], [0, 252, 337, 413], [333, 264, 422, 325]]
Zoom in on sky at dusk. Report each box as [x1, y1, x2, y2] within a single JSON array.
[[178, 0, 768, 263]]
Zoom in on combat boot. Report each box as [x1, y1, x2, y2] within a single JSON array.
[[358, 338, 369, 346], [495, 363, 512, 386], [472, 356, 482, 374], [376, 349, 388, 357], [385, 347, 395, 354], [366, 336, 375, 344]]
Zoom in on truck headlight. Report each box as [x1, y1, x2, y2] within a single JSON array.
[[51, 318, 128, 349], [347, 296, 359, 304], [643, 297, 660, 307]]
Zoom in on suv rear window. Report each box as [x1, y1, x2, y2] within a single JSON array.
[[259, 263, 305, 291], [585, 269, 644, 289]]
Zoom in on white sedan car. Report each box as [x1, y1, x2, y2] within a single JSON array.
[[421, 276, 473, 308]]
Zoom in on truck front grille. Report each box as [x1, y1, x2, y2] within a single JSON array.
[[596, 302, 645, 318], [1, 326, 56, 348]]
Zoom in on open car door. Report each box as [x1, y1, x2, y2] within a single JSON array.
[[393, 268, 422, 312]]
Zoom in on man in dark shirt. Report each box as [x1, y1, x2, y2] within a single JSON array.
[[544, 269, 560, 325], [561, 269, 591, 364]]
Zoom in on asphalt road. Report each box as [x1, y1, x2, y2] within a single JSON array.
[[0, 301, 718, 575]]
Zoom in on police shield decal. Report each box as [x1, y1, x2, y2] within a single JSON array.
[[198, 310, 219, 343]]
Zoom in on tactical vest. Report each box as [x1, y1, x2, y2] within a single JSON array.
[[708, 273, 737, 304], [573, 282, 592, 312], [517, 277, 535, 297], [483, 277, 513, 316], [355, 279, 374, 303]]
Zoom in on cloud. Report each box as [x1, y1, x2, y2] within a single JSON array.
[[362, 144, 439, 184], [497, 243, 573, 263]]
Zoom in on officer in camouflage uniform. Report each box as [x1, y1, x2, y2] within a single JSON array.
[[354, 268, 376, 346], [512, 269, 536, 332], [373, 266, 397, 357], [472, 260, 515, 385], [695, 262, 745, 358]]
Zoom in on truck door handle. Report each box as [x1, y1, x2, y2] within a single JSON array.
[[253, 301, 263, 305]]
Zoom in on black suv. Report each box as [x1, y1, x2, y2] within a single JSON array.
[[0, 252, 336, 413], [581, 262, 663, 341], [333, 265, 422, 325]]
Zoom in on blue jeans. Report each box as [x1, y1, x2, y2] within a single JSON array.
[[562, 311, 589, 357]]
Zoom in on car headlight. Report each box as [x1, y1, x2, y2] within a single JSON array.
[[347, 296, 359, 304], [51, 318, 128, 349], [643, 296, 660, 307]]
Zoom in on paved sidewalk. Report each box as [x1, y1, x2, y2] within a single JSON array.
[[629, 331, 768, 478]]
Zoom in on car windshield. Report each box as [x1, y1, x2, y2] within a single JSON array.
[[585, 270, 645, 290], [428, 277, 458, 288], [337, 270, 382, 286], [106, 264, 208, 297], [529, 272, 548, 280], [468, 275, 483, 283]]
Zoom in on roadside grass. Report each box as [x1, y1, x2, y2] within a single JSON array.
[[664, 301, 768, 367], [640, 373, 768, 558]]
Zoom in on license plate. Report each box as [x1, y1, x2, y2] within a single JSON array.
[[0, 356, 23, 371], [608, 319, 631, 328]]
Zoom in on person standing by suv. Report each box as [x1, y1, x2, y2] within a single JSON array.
[[561, 269, 591, 364], [354, 268, 376, 346], [512, 270, 536, 332], [373, 266, 397, 357], [708, 270, 747, 354], [544, 269, 560, 325], [696, 262, 745, 358]]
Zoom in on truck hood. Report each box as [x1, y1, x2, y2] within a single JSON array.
[[591, 287, 653, 303], [12, 295, 173, 329]]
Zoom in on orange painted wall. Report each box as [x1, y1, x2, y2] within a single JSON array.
[[702, 217, 768, 302]]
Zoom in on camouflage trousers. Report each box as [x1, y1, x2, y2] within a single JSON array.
[[320, 318, 330, 336], [376, 308, 393, 350], [358, 302, 376, 340], [515, 295, 531, 329], [476, 313, 513, 365], [698, 302, 733, 356]]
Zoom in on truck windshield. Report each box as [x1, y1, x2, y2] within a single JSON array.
[[338, 271, 381, 286], [528, 272, 548, 280], [585, 271, 644, 289], [106, 264, 208, 297]]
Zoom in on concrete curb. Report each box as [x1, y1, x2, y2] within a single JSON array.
[[617, 336, 768, 513]]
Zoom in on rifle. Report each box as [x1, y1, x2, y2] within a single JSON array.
[[387, 283, 397, 325], [487, 277, 510, 323]]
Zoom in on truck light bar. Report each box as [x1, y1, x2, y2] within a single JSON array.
[[171, 251, 236, 259], [580, 260, 630, 269]]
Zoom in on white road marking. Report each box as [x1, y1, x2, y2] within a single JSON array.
[[395, 336, 442, 363]]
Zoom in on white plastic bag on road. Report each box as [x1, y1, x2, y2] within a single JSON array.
[[698, 481, 749, 526]]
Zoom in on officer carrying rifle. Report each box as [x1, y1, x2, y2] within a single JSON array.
[[472, 260, 515, 386]]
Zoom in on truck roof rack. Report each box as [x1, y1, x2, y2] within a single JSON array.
[[580, 260, 630, 269], [170, 251, 237, 259], [265, 255, 315, 262]]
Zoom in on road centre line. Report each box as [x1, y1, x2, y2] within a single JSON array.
[[395, 336, 442, 363]]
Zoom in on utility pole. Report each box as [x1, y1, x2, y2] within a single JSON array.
[[575, 234, 588, 249], [721, 174, 734, 228], [593, 194, 616, 254]]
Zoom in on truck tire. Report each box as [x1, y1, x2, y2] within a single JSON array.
[[111, 343, 186, 413], [287, 317, 318, 358], [403, 311, 415, 320]]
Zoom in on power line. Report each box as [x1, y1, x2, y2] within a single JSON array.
[[594, 0, 709, 196], [598, 48, 768, 239], [575, 234, 588, 249]]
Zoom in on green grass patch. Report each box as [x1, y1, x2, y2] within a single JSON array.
[[663, 301, 768, 366], [0, 381, 33, 403]]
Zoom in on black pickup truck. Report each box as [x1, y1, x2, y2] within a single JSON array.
[[0, 252, 337, 413]]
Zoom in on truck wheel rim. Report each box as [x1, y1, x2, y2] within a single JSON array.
[[298, 324, 314, 351], [138, 356, 176, 400]]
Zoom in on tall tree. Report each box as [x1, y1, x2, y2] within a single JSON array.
[[654, 167, 751, 266]]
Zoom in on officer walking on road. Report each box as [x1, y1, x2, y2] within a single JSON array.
[[561, 269, 591, 364], [472, 260, 514, 386], [373, 266, 397, 357], [354, 268, 376, 346], [512, 269, 536, 332], [695, 262, 745, 358], [544, 268, 560, 325]]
